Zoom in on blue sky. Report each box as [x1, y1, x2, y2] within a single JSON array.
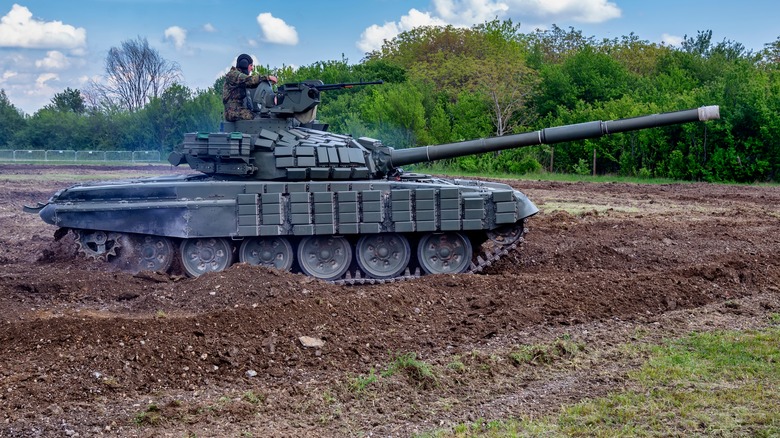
[[1, 0, 778, 115]]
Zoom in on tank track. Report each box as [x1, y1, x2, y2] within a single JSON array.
[[331, 227, 527, 286], [65, 225, 527, 284]]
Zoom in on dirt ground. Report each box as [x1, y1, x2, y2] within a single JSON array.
[[1, 164, 779, 437]]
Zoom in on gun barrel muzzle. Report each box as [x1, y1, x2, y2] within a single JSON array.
[[698, 105, 720, 121]]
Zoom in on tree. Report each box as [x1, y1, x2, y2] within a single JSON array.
[[360, 83, 428, 149], [535, 45, 631, 117], [48, 88, 86, 114], [0, 90, 26, 148], [371, 20, 539, 137], [762, 36, 780, 64], [681, 30, 714, 57], [524, 25, 596, 67], [16, 107, 91, 151], [602, 34, 672, 76], [472, 20, 539, 136], [89, 37, 181, 112]]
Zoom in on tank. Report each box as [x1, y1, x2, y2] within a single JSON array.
[[24, 79, 720, 283]]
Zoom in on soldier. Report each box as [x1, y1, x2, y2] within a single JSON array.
[[222, 53, 278, 121]]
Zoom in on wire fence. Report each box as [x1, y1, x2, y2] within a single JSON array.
[[0, 149, 162, 163]]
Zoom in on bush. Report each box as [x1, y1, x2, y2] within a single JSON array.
[[667, 150, 687, 180], [507, 155, 543, 174], [572, 158, 591, 176]]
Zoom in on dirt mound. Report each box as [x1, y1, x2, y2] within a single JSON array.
[[1, 166, 779, 436]]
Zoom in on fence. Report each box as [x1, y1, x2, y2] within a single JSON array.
[[0, 149, 162, 163]]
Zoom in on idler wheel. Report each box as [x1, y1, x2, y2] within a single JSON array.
[[180, 237, 234, 277], [239, 237, 294, 271], [417, 232, 472, 275], [297, 236, 352, 281], [356, 233, 410, 279]]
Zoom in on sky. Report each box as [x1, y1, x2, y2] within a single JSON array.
[[1, 0, 778, 115]]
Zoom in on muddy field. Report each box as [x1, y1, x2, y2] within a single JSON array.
[[1, 164, 779, 437]]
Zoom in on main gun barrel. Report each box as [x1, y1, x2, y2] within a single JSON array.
[[313, 80, 384, 91], [389, 105, 720, 168]]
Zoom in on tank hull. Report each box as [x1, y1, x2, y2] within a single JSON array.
[[40, 174, 537, 237], [36, 173, 538, 280]]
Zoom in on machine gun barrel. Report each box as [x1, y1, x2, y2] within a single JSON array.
[[389, 105, 720, 168], [313, 80, 384, 91]]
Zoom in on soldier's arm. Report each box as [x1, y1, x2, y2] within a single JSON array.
[[242, 73, 270, 89]]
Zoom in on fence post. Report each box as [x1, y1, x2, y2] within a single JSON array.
[[550, 146, 555, 173]]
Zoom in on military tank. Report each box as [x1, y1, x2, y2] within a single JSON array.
[[25, 79, 720, 283]]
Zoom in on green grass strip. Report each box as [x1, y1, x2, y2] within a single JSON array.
[[423, 328, 780, 437]]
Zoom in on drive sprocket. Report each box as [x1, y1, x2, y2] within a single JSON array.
[[486, 222, 526, 246], [74, 230, 122, 260]]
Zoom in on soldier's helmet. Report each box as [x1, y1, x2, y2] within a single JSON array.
[[236, 53, 252, 74]]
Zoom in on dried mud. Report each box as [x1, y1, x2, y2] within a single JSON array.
[[1, 164, 779, 437]]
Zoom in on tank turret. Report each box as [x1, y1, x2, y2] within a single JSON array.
[[26, 77, 720, 282], [168, 80, 385, 180]]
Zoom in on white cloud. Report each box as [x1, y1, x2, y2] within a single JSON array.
[[34, 72, 58, 88], [357, 8, 448, 52], [357, 0, 622, 53], [203, 23, 216, 33], [400, 9, 449, 29], [35, 50, 71, 70], [358, 22, 399, 53], [1, 70, 17, 82], [164, 26, 187, 50], [256, 13, 298, 45], [661, 33, 683, 46], [433, 0, 509, 25], [0, 4, 86, 49]]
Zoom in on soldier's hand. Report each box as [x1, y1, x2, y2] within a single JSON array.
[[267, 75, 278, 84]]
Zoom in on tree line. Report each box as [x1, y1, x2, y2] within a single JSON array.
[[1, 23, 779, 183]]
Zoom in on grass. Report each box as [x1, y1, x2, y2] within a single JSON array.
[[350, 368, 379, 393], [133, 404, 162, 426], [349, 338, 586, 397], [241, 390, 265, 405], [382, 352, 437, 386], [422, 328, 780, 437], [509, 335, 585, 366], [556, 329, 780, 436], [447, 357, 466, 372], [348, 352, 438, 394]]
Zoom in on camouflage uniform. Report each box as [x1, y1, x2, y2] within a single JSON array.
[[222, 67, 268, 121]]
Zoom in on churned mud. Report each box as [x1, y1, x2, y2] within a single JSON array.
[[1, 164, 779, 437]]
